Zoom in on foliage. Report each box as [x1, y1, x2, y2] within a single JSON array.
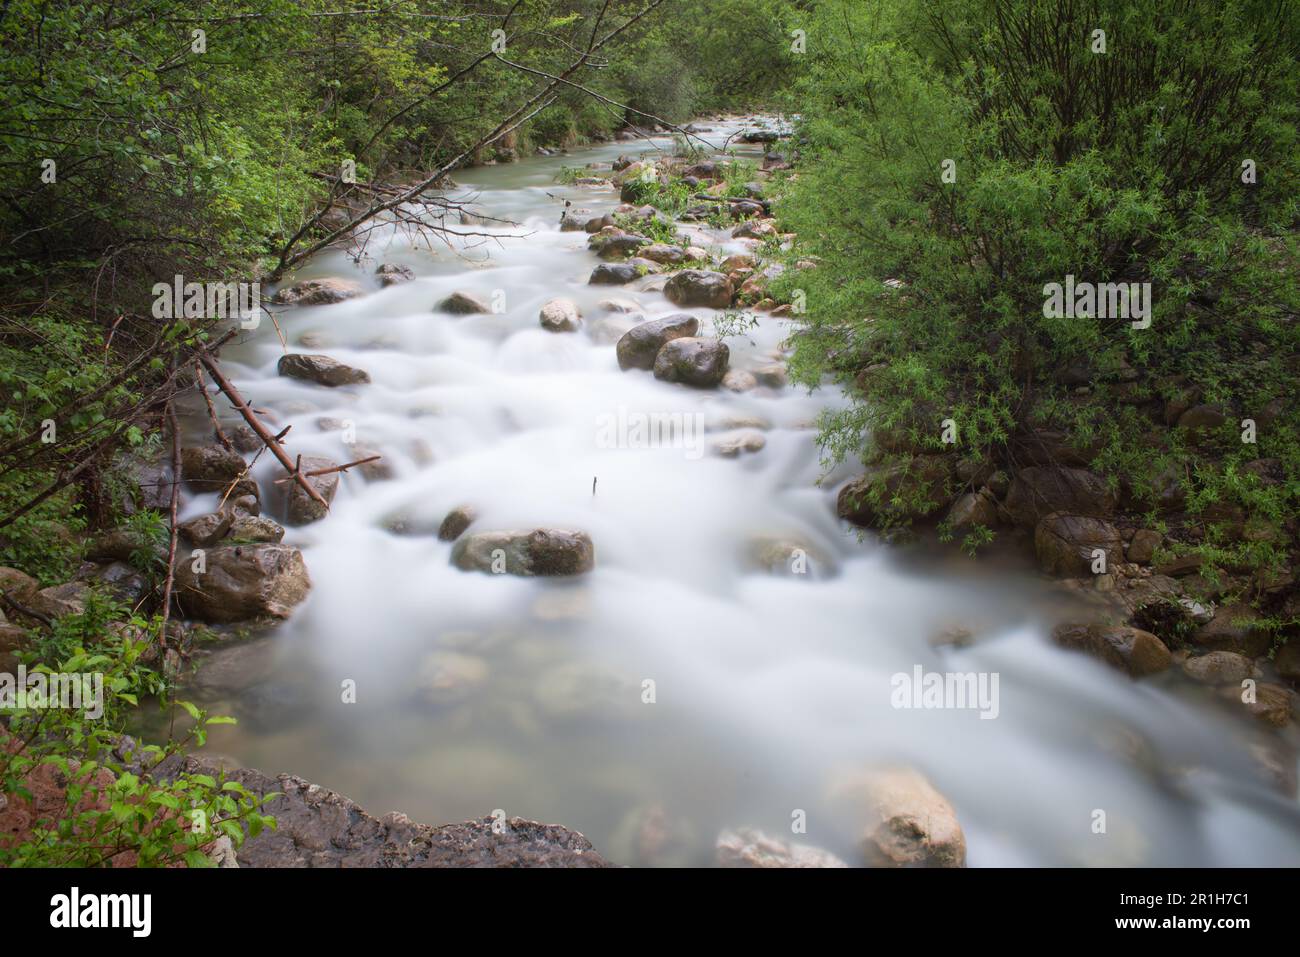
[[0, 595, 275, 867], [778, 0, 1300, 596]]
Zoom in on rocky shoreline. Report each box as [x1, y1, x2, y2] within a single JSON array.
[[158, 756, 609, 868]]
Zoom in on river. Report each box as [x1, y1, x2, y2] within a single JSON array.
[[160, 116, 1300, 867]]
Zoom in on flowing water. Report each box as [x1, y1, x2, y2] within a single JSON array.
[[162, 117, 1300, 866]]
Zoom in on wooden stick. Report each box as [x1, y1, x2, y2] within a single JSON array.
[[193, 361, 234, 451], [156, 399, 182, 647], [195, 351, 330, 512], [271, 454, 380, 483]]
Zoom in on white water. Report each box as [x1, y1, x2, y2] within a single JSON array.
[[172, 117, 1300, 866]]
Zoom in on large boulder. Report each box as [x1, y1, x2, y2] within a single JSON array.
[[175, 544, 310, 623], [277, 354, 370, 387], [663, 269, 733, 308], [831, 768, 966, 868], [272, 278, 362, 306], [1051, 623, 1172, 677], [451, 529, 594, 577], [1003, 466, 1115, 527], [281, 455, 340, 525], [1034, 513, 1124, 576], [538, 298, 582, 333], [652, 337, 729, 388], [181, 444, 253, 497], [615, 314, 698, 370]]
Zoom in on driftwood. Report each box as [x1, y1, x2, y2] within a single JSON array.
[[195, 350, 330, 513]]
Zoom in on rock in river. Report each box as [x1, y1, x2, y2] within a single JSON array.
[[589, 233, 650, 260], [451, 529, 594, 576], [181, 444, 254, 498], [589, 260, 657, 285], [615, 313, 698, 370], [375, 263, 414, 287], [281, 455, 340, 525], [435, 290, 491, 314], [663, 269, 733, 308], [272, 278, 362, 305], [830, 767, 967, 868], [652, 337, 729, 387], [175, 543, 311, 623], [438, 506, 477, 542], [1051, 623, 1172, 677], [539, 298, 582, 332], [179, 511, 235, 548], [277, 353, 370, 387]]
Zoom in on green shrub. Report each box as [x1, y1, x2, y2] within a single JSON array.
[[1, 597, 275, 867], [778, 0, 1300, 589]]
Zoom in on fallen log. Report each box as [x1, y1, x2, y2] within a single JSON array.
[[195, 350, 330, 513]]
